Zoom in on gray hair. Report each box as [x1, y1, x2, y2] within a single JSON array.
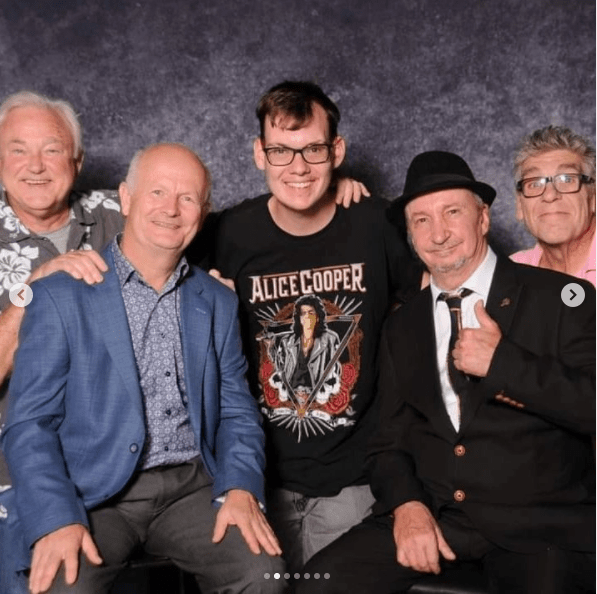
[[0, 91, 84, 161], [513, 125, 596, 185], [125, 143, 212, 213]]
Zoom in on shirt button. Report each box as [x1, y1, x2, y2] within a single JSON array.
[[165, 409, 171, 416], [129, 444, 139, 453], [454, 445, 466, 457], [164, 446, 169, 452], [454, 490, 466, 502], [165, 371, 171, 377]]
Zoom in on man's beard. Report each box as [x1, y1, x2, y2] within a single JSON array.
[[431, 256, 468, 274]]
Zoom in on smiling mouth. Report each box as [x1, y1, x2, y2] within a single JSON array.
[[23, 179, 51, 185], [285, 181, 313, 188], [540, 211, 568, 217], [153, 221, 180, 229], [431, 244, 460, 255]]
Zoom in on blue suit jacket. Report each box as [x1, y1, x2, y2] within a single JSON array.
[[1, 246, 265, 572]]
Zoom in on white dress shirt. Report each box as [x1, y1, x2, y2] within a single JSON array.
[[430, 248, 497, 430]]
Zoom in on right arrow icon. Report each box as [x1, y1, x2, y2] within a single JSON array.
[[561, 283, 585, 308]]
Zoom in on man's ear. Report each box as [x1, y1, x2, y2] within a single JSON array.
[[332, 136, 346, 169], [119, 182, 131, 217], [480, 203, 490, 236], [74, 152, 85, 176], [253, 137, 266, 171]]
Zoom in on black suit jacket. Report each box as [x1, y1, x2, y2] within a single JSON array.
[[368, 256, 595, 554]]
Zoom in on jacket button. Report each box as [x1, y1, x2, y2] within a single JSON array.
[[454, 445, 466, 456], [454, 489, 466, 502], [130, 444, 139, 453]]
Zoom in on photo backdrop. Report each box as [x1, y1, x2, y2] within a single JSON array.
[[1, 0, 595, 254]]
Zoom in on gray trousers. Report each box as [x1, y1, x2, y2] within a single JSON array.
[[266, 484, 375, 575], [46, 458, 286, 594]]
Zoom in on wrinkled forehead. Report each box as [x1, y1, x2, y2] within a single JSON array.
[[405, 188, 480, 220], [1, 106, 74, 145], [138, 149, 207, 189], [520, 149, 585, 178]]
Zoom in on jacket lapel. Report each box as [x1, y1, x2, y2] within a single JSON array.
[[92, 247, 143, 413], [407, 289, 458, 440], [483, 257, 522, 335], [180, 270, 210, 416], [459, 256, 523, 433]]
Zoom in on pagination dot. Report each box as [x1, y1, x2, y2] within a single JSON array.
[[274, 573, 281, 579], [314, 573, 320, 579], [324, 572, 331, 579], [284, 573, 290, 579], [264, 573, 270, 579]]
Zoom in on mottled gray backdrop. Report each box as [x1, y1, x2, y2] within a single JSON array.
[[1, 0, 595, 253]]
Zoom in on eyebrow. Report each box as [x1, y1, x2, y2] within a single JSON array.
[[7, 137, 66, 145], [407, 201, 469, 222], [264, 140, 327, 148]]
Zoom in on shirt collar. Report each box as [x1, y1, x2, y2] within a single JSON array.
[[0, 188, 80, 239], [0, 189, 31, 239], [111, 235, 189, 292], [430, 247, 497, 306]]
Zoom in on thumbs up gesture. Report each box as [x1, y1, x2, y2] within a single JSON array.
[[453, 300, 502, 377]]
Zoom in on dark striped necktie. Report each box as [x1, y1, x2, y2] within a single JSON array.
[[438, 288, 473, 398]]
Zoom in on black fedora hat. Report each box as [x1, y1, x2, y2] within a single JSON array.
[[389, 151, 496, 223]]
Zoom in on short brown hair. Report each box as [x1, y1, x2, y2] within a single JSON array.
[[256, 81, 341, 141]]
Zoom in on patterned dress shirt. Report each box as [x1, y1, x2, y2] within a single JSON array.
[[112, 237, 200, 469]]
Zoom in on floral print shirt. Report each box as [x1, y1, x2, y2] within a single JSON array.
[[0, 189, 123, 312]]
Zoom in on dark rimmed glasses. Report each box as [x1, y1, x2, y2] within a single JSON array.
[[516, 173, 594, 198], [263, 144, 333, 166]]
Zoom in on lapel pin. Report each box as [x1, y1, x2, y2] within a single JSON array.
[[500, 298, 511, 307]]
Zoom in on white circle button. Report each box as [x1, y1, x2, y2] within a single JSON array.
[[9, 283, 33, 307], [561, 283, 585, 308]]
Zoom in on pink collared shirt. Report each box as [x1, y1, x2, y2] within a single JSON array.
[[510, 230, 596, 287]]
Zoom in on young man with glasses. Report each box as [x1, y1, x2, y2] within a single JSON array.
[[211, 81, 419, 574], [511, 125, 595, 286]]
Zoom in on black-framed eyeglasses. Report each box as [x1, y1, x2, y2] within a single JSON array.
[[263, 144, 333, 166], [516, 173, 594, 198]]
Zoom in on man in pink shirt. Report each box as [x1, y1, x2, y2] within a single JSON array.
[[511, 126, 595, 286]]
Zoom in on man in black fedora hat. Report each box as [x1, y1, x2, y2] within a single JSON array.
[[296, 151, 595, 594]]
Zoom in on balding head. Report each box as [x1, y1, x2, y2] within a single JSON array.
[[125, 143, 211, 212]]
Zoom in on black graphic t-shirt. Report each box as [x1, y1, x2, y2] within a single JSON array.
[[214, 195, 417, 497]]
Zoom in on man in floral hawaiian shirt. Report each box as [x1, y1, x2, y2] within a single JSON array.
[[0, 91, 123, 489]]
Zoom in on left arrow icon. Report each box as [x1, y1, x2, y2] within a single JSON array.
[[9, 283, 33, 307]]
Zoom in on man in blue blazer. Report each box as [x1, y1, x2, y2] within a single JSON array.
[[1, 143, 286, 593]]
